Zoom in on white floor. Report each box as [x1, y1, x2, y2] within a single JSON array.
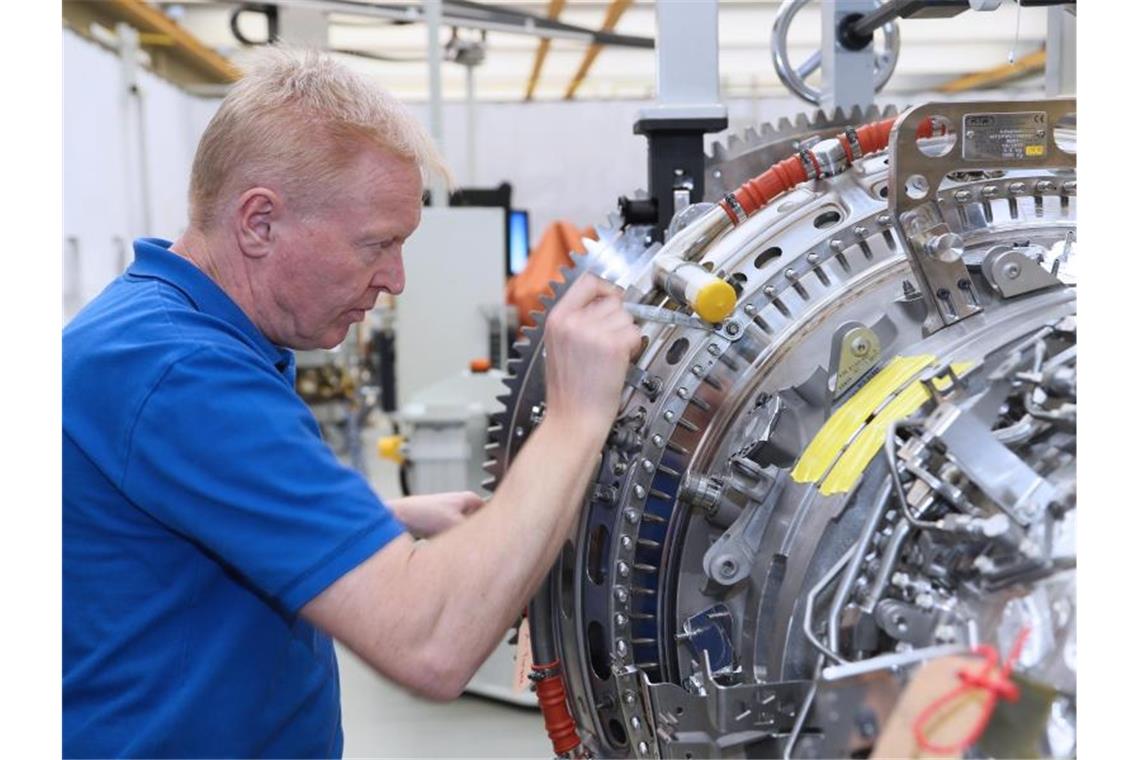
[[338, 644, 551, 758], [336, 419, 551, 758]]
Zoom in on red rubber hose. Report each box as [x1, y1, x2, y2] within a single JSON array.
[[533, 661, 581, 756]]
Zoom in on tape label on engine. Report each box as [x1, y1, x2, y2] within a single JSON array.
[[962, 111, 1049, 161]]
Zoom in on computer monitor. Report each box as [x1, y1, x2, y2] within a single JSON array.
[[507, 209, 530, 277]]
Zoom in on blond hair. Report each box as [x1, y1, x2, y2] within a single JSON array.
[[189, 45, 449, 229]]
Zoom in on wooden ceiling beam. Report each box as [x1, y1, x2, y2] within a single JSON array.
[[63, 0, 240, 88], [937, 47, 1046, 94], [523, 0, 567, 101], [563, 0, 633, 100]]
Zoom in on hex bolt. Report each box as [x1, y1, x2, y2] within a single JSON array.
[[652, 434, 665, 447], [663, 410, 676, 422], [638, 741, 649, 754], [954, 189, 972, 203], [631, 716, 641, 731], [625, 508, 640, 524], [642, 458, 654, 473], [981, 184, 999, 199], [708, 344, 721, 355], [854, 225, 868, 237], [615, 612, 628, 626], [1036, 180, 1057, 194], [691, 364, 703, 377], [617, 561, 630, 578], [677, 387, 689, 399], [621, 536, 633, 550], [633, 485, 647, 500], [784, 268, 798, 280], [807, 252, 820, 264], [1009, 181, 1027, 194], [725, 321, 741, 336], [1062, 180, 1076, 195], [616, 640, 628, 657], [614, 587, 629, 602], [877, 213, 891, 225], [763, 286, 777, 297], [744, 303, 757, 315], [957, 278, 972, 290], [623, 690, 636, 705], [613, 461, 627, 475], [829, 239, 844, 252]]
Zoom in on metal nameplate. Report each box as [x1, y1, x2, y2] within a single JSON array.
[[962, 111, 1049, 162]]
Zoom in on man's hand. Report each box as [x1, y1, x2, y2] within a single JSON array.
[[542, 273, 642, 439], [389, 491, 484, 538]]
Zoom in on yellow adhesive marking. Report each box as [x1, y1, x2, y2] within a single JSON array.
[[791, 355, 935, 485], [1025, 144, 1046, 157], [819, 362, 973, 495]]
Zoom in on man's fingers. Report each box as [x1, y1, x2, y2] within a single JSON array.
[[555, 272, 623, 312]]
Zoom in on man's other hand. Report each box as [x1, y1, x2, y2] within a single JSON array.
[[542, 273, 642, 438], [389, 491, 484, 538]]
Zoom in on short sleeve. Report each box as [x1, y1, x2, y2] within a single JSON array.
[[121, 345, 405, 613]]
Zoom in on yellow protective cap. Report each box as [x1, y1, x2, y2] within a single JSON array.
[[693, 279, 737, 324], [377, 435, 406, 465]]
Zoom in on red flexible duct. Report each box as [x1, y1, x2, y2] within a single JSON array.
[[532, 660, 580, 756], [720, 115, 941, 224]]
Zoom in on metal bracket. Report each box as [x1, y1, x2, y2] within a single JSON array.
[[887, 98, 1076, 333]]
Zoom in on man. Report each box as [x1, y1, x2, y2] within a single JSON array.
[[63, 47, 640, 757]]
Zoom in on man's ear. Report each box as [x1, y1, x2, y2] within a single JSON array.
[[235, 187, 280, 259]]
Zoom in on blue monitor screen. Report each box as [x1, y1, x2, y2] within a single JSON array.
[[508, 209, 530, 276]]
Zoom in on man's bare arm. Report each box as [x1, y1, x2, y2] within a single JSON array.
[[301, 274, 641, 699]]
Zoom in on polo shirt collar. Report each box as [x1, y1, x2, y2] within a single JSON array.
[[128, 238, 294, 374]]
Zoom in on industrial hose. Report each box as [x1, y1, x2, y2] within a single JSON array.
[[528, 574, 581, 757]]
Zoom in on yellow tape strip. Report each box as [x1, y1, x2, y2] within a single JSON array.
[[819, 362, 973, 495], [791, 355, 935, 485]]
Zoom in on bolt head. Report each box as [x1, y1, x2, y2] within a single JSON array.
[[851, 336, 870, 356], [677, 387, 689, 399], [633, 485, 646, 500], [807, 252, 820, 264], [652, 434, 665, 447], [877, 213, 891, 225], [1002, 261, 1022, 279], [954, 189, 972, 203], [982, 184, 999, 198], [615, 613, 628, 626], [725, 321, 741, 336], [616, 640, 628, 656], [642, 458, 654, 472], [617, 561, 630, 578], [624, 690, 636, 705], [614, 586, 629, 602], [663, 410, 676, 422]]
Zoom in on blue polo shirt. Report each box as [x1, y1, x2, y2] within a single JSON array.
[[63, 238, 406, 758]]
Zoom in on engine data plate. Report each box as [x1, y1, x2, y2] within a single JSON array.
[[962, 111, 1049, 161]]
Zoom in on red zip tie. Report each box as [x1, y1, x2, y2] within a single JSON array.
[[912, 626, 1032, 755]]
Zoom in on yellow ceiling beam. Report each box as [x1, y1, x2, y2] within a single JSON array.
[[937, 47, 1046, 94], [563, 0, 634, 100], [63, 0, 240, 87], [524, 0, 567, 101]]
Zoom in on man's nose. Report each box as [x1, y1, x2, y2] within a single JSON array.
[[372, 251, 405, 295]]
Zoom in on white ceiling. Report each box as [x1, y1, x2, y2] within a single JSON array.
[[159, 1, 1052, 102]]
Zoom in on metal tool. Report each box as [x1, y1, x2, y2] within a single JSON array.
[[624, 302, 716, 331]]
